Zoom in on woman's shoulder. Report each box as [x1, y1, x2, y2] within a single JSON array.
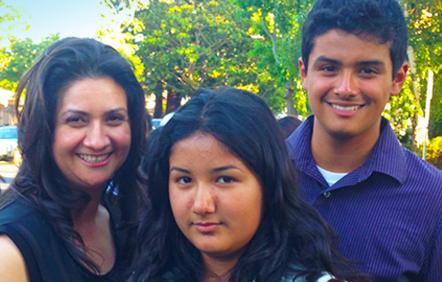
[[0, 197, 39, 227], [0, 235, 29, 282], [0, 197, 55, 262]]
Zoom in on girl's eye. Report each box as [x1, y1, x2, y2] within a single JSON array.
[[177, 176, 192, 184], [217, 176, 235, 184]]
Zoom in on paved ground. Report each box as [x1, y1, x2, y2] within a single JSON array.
[[0, 161, 18, 191]]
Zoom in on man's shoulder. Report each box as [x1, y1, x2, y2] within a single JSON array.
[[286, 116, 313, 161], [402, 147, 442, 186]]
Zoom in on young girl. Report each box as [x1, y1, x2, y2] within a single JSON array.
[[133, 88, 355, 281]]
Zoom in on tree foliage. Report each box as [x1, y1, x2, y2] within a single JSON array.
[[402, 0, 442, 139], [1, 0, 440, 152], [130, 0, 261, 116], [237, 0, 314, 115], [0, 35, 59, 87]]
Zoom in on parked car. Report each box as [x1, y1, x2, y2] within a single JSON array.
[[0, 126, 21, 166]]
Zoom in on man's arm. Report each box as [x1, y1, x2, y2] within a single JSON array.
[[424, 216, 442, 281]]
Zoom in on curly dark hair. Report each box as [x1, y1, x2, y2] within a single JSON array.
[[0, 37, 146, 272], [301, 0, 408, 77], [133, 88, 356, 281]]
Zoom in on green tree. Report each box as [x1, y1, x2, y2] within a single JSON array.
[[100, 0, 441, 151], [236, 0, 314, 115], [97, 0, 145, 81], [403, 0, 442, 139], [379, 0, 442, 150], [0, 35, 59, 89], [121, 0, 258, 117], [0, 0, 21, 43]]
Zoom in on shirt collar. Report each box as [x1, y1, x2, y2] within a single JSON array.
[[287, 115, 407, 185], [362, 118, 407, 184]]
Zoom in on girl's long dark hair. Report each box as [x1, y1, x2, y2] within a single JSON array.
[[133, 88, 356, 281], [0, 37, 146, 273]]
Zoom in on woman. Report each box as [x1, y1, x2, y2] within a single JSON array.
[[0, 37, 146, 281], [133, 88, 356, 281]]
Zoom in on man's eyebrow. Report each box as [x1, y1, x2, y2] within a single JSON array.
[[312, 56, 340, 66], [356, 60, 386, 67]]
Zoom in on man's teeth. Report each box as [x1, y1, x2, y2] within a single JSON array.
[[78, 154, 109, 162], [331, 104, 360, 111]]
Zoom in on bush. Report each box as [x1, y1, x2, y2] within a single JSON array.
[[425, 136, 442, 170]]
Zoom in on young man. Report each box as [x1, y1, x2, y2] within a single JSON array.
[[286, 0, 442, 281]]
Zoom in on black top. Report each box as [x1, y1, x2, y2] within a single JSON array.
[[0, 197, 127, 282]]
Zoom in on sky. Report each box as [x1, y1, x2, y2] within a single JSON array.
[[1, 0, 112, 45]]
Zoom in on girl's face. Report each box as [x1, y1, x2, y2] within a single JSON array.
[[169, 132, 262, 273], [52, 77, 131, 193]]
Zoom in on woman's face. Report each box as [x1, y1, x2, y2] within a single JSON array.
[[169, 132, 262, 269], [52, 77, 131, 192]]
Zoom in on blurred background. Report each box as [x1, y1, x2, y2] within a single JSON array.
[[0, 0, 440, 184]]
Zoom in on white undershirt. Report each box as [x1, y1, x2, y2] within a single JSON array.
[[316, 165, 348, 187]]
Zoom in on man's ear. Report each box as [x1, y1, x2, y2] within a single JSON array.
[[391, 63, 408, 96], [298, 57, 307, 89]]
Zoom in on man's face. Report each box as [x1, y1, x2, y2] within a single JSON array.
[[299, 29, 407, 142]]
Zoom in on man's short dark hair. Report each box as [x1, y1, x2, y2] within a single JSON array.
[[302, 0, 408, 76]]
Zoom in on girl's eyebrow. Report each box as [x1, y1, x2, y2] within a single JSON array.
[[170, 167, 190, 174], [169, 165, 242, 174], [212, 165, 241, 173]]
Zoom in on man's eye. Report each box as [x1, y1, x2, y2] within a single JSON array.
[[360, 68, 377, 76], [320, 65, 337, 73]]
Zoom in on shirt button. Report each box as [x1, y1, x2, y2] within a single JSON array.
[[323, 191, 331, 198]]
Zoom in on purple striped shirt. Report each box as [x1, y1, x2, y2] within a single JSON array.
[[287, 116, 442, 281]]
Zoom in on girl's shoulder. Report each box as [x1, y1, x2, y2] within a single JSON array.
[[282, 271, 335, 282]]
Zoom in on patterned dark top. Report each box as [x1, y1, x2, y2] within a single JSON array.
[[287, 116, 442, 281]]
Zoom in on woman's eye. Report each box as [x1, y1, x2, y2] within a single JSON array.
[[65, 116, 86, 126], [107, 114, 126, 125], [217, 176, 235, 184]]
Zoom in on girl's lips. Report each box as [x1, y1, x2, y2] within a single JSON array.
[[194, 222, 221, 233]]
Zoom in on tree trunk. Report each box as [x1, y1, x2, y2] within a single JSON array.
[[153, 82, 163, 118], [166, 89, 182, 114], [285, 81, 298, 116]]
